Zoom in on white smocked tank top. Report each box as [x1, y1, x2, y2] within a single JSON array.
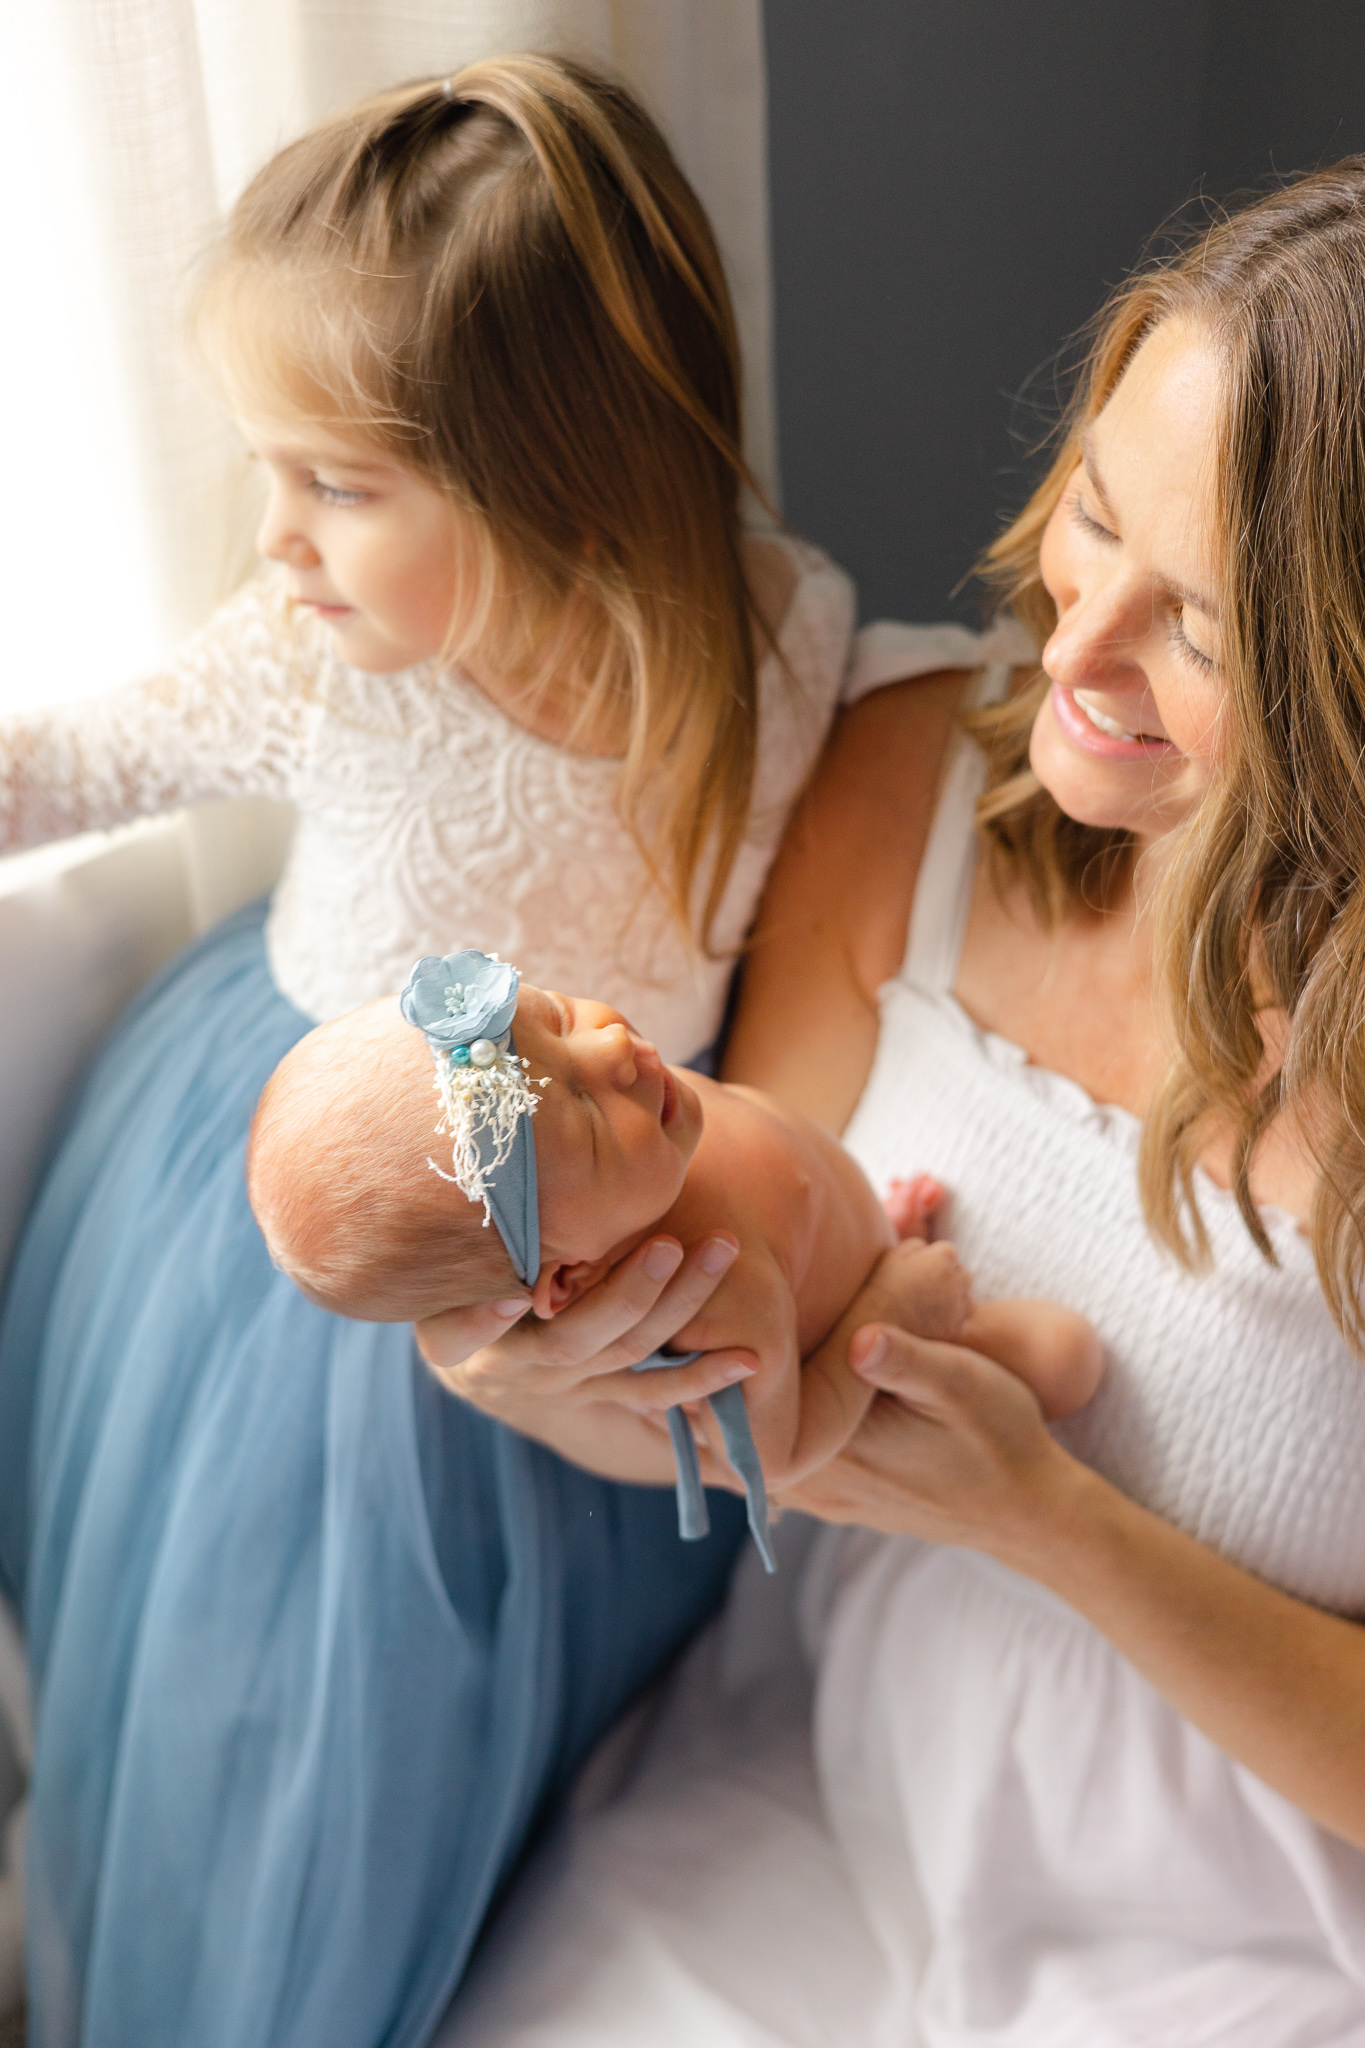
[[840, 667, 1365, 1614]]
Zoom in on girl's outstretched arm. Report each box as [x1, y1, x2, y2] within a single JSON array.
[[786, 1320, 1365, 1852], [1, 571, 307, 851]]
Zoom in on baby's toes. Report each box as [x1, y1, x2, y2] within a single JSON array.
[[884, 1174, 947, 1241]]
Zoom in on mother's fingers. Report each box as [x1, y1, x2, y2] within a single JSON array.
[[782, 1324, 1071, 1553], [422, 1231, 741, 1412], [849, 1322, 1041, 1429], [416, 1296, 531, 1381], [578, 1233, 742, 1380], [517, 1232, 741, 1385], [601, 1351, 757, 1414]]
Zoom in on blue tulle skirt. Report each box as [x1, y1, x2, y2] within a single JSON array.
[[0, 904, 744, 2048]]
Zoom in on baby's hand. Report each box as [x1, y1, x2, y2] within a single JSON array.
[[884, 1173, 947, 1242]]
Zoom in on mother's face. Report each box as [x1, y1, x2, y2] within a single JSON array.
[[1031, 318, 1226, 846]]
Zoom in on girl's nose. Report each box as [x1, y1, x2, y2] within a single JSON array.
[[256, 491, 321, 570]]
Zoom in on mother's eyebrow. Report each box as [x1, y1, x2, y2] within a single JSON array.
[[1079, 426, 1219, 619], [1079, 427, 1119, 526]]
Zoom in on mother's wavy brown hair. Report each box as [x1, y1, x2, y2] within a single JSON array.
[[191, 53, 762, 949], [974, 159, 1365, 1345]]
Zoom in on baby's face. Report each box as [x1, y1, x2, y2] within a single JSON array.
[[513, 985, 702, 1263]]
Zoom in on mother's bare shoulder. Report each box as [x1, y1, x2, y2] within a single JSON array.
[[770, 670, 972, 988]]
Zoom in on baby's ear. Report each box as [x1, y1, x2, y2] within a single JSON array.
[[530, 1256, 613, 1319]]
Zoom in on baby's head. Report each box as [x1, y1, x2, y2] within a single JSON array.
[[249, 981, 702, 1323]]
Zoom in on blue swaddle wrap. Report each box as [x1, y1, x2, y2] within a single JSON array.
[[403, 950, 774, 1573]]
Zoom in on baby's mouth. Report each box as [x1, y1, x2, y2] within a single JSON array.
[[659, 1066, 679, 1127]]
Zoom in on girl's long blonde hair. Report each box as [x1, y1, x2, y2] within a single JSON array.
[[192, 53, 763, 949], [975, 160, 1365, 1345]]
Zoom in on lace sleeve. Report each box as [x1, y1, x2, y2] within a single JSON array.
[[0, 571, 314, 851]]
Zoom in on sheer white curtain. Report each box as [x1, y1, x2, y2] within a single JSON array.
[[0, 0, 774, 707], [0, 5, 774, 2014]]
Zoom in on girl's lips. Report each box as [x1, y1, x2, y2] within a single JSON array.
[[659, 1065, 678, 1127], [1049, 681, 1177, 761]]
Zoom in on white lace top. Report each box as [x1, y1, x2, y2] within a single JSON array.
[[0, 538, 933, 1059]]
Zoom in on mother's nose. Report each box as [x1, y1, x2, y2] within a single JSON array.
[[1043, 581, 1150, 696]]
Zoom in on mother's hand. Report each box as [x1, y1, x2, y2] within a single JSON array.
[[782, 1322, 1090, 1573], [415, 1232, 755, 1486]]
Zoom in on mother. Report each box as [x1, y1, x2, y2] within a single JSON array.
[[425, 161, 1365, 2037]]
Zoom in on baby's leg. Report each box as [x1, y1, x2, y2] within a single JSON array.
[[958, 1298, 1103, 1421], [873, 1241, 1102, 1420], [793, 1239, 975, 1472]]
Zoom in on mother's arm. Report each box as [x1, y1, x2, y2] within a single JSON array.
[[785, 1316, 1365, 1851], [723, 671, 967, 1124]]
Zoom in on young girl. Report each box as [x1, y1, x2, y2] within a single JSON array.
[[0, 54, 995, 2048]]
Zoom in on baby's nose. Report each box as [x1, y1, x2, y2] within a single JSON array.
[[631, 1034, 662, 1078], [582, 1021, 638, 1086]]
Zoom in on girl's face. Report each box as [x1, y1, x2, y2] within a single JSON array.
[[240, 410, 475, 673], [1031, 318, 1227, 848]]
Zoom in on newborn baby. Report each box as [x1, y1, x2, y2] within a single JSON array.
[[249, 953, 1102, 1549]]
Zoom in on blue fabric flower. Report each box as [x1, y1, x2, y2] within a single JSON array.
[[400, 951, 520, 1050]]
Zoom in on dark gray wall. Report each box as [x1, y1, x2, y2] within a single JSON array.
[[765, 1, 1365, 621]]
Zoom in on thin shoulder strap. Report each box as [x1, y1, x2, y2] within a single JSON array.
[[897, 659, 1012, 996]]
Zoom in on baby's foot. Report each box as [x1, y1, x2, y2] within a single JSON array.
[[885, 1174, 947, 1242], [883, 1237, 974, 1342]]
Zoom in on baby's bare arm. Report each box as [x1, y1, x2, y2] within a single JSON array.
[[689, 1078, 895, 1348], [661, 1081, 1106, 1479], [655, 1075, 893, 1474]]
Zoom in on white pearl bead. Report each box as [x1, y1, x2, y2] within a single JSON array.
[[469, 1038, 498, 1069]]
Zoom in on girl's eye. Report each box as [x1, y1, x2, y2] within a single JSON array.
[[1171, 612, 1216, 675], [308, 478, 369, 508], [1068, 491, 1117, 544]]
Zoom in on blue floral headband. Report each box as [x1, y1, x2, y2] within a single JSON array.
[[400, 950, 546, 1286]]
